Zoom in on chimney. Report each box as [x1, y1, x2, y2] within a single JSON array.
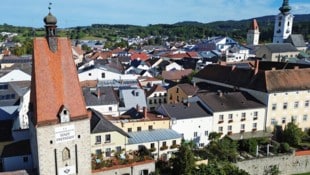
[[97, 88, 100, 99], [217, 90, 223, 97], [136, 104, 140, 112], [187, 102, 191, 107], [271, 67, 276, 71], [143, 107, 147, 118], [254, 60, 259, 75], [294, 66, 299, 70]]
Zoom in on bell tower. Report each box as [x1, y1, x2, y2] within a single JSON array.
[[247, 19, 260, 46], [29, 4, 91, 175], [273, 0, 294, 43]]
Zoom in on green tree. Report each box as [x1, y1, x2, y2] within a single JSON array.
[[282, 122, 305, 147], [264, 165, 280, 175], [171, 142, 196, 175]]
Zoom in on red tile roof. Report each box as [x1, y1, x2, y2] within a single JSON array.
[[131, 52, 150, 61], [251, 19, 259, 31], [162, 69, 192, 81], [31, 37, 88, 126]]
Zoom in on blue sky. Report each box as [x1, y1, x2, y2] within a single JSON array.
[[1, 0, 309, 28]]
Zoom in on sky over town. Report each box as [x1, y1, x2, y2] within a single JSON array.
[[1, 0, 309, 28]]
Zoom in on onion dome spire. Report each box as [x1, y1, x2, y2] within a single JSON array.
[[279, 0, 291, 14], [43, 3, 58, 52]]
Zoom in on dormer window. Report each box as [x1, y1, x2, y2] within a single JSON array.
[[58, 105, 70, 123]]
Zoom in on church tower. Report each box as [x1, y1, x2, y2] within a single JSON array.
[[273, 0, 294, 43], [29, 6, 91, 175], [247, 19, 260, 46]]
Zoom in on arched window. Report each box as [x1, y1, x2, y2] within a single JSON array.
[[62, 147, 70, 161]]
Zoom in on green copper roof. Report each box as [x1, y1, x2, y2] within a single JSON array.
[[279, 0, 291, 14]]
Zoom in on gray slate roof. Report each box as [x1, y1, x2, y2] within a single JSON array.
[[285, 34, 306, 48], [265, 43, 298, 53], [90, 109, 130, 137], [128, 129, 182, 144], [197, 91, 266, 112], [83, 87, 118, 106], [157, 102, 211, 120]]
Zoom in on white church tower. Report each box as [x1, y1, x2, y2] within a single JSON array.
[[273, 0, 294, 43], [247, 19, 260, 46]]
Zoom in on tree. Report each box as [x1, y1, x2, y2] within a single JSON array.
[[264, 165, 280, 175], [282, 122, 305, 147], [171, 142, 196, 175], [206, 137, 238, 162]]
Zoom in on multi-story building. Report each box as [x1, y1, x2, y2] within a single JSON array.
[[190, 92, 266, 137], [83, 86, 119, 117], [109, 108, 171, 133], [146, 84, 167, 111], [247, 19, 260, 46], [193, 61, 310, 132], [156, 102, 213, 147], [167, 83, 198, 104]]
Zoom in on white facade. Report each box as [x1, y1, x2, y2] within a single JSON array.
[[273, 13, 294, 43], [147, 90, 167, 111], [170, 116, 213, 147], [78, 67, 138, 82], [212, 109, 265, 136], [87, 104, 119, 117], [13, 89, 30, 130]]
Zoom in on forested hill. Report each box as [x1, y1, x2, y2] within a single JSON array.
[[1, 14, 309, 43]]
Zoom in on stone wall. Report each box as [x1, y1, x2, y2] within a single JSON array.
[[236, 153, 310, 175]]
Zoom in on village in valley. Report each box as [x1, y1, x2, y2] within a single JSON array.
[[0, 0, 310, 175]]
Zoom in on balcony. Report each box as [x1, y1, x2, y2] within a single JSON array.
[[228, 120, 233, 123], [253, 117, 258, 120], [170, 144, 179, 149], [227, 131, 232, 135], [148, 147, 156, 152], [160, 145, 168, 151], [252, 128, 257, 132], [241, 118, 246, 122], [240, 130, 245, 133], [218, 120, 224, 124]]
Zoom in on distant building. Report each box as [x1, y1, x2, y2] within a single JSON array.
[[273, 0, 294, 43], [247, 19, 260, 46], [256, 43, 299, 62]]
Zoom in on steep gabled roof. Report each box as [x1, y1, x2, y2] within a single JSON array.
[[83, 87, 118, 106], [146, 84, 166, 97], [90, 109, 129, 137], [284, 34, 306, 48], [175, 83, 198, 96], [31, 37, 88, 126]]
